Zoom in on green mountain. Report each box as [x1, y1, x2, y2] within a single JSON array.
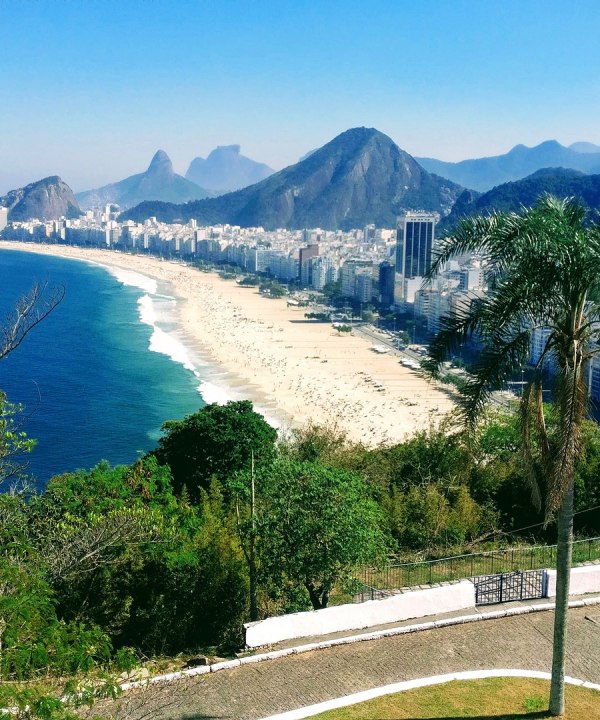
[[417, 140, 600, 192], [0, 176, 82, 221], [122, 128, 464, 230], [438, 168, 600, 233], [185, 145, 274, 193], [76, 151, 211, 210]]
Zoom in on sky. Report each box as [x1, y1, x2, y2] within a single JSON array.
[[1, 0, 599, 194]]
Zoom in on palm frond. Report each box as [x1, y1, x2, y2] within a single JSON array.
[[456, 330, 532, 428], [427, 193, 600, 522]]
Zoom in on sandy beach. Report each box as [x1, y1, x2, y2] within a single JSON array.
[[0, 241, 455, 447]]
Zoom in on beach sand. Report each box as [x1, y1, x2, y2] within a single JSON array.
[[0, 241, 455, 447]]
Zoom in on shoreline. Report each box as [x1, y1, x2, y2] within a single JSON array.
[[0, 241, 455, 447]]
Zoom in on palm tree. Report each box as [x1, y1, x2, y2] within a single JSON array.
[[425, 195, 600, 716]]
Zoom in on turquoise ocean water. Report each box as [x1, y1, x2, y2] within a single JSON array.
[[0, 249, 207, 487]]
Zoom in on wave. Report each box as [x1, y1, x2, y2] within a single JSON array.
[[197, 380, 234, 405], [101, 264, 159, 295], [137, 295, 196, 373], [109, 269, 284, 430]]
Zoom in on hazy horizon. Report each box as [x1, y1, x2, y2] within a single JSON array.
[[1, 0, 599, 194]]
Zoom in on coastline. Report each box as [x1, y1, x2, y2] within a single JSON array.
[[0, 241, 455, 447]]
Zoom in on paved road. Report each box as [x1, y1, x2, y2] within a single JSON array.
[[104, 606, 600, 720]]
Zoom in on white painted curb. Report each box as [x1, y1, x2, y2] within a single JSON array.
[[256, 669, 600, 720], [123, 595, 600, 691]]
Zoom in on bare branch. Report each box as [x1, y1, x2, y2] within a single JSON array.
[[0, 282, 65, 361]]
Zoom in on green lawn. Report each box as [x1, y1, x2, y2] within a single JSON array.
[[312, 677, 599, 719]]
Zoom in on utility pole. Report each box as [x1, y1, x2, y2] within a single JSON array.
[[249, 450, 258, 622]]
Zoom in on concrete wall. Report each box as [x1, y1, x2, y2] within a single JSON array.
[[244, 580, 475, 648], [546, 565, 600, 597]]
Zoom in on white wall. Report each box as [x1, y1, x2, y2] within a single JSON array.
[[546, 565, 600, 597], [244, 581, 475, 648]]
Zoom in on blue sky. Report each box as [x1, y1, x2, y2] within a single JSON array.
[[1, 0, 599, 193]]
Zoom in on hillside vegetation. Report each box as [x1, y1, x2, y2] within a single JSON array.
[[3, 398, 600, 716]]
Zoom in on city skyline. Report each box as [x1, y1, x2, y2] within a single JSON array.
[[1, 0, 599, 194]]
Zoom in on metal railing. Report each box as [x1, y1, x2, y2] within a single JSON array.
[[359, 536, 600, 592], [352, 583, 397, 603]]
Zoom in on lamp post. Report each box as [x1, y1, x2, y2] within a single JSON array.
[[520, 368, 525, 396]]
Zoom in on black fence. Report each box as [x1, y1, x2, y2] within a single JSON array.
[[474, 569, 547, 605], [359, 536, 600, 591]]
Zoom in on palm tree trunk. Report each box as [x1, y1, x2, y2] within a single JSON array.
[[549, 481, 574, 716]]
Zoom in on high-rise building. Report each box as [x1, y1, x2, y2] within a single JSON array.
[[0, 206, 7, 231], [299, 244, 319, 286], [378, 261, 395, 307], [341, 260, 373, 299], [459, 265, 484, 291], [395, 212, 438, 301]]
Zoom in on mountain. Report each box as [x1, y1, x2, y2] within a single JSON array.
[[570, 141, 600, 154], [76, 151, 211, 210], [122, 128, 464, 230], [0, 176, 82, 221], [416, 140, 600, 192], [185, 145, 274, 193], [298, 149, 317, 162], [438, 167, 600, 233]]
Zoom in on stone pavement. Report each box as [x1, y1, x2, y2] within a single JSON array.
[[100, 595, 600, 720]]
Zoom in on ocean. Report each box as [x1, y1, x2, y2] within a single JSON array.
[[0, 248, 210, 488]]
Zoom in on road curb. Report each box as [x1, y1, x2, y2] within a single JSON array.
[[120, 595, 600, 691]]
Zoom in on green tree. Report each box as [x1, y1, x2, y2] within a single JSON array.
[[264, 282, 286, 298], [425, 195, 600, 716], [253, 458, 389, 610], [153, 401, 278, 500], [238, 276, 260, 286], [30, 458, 247, 654], [0, 393, 36, 487]]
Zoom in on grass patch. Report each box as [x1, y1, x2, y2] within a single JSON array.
[[312, 677, 599, 718]]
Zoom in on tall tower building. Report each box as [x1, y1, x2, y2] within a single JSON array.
[[299, 244, 319, 286], [378, 261, 395, 307], [395, 212, 438, 302]]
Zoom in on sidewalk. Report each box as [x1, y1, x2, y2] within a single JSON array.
[[110, 592, 600, 720]]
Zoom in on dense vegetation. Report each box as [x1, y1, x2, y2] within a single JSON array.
[[438, 168, 600, 234], [3, 394, 600, 715]]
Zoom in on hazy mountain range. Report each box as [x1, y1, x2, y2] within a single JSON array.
[[185, 145, 274, 193], [76, 150, 210, 210], [5, 129, 600, 229], [121, 127, 464, 230], [416, 140, 600, 192]]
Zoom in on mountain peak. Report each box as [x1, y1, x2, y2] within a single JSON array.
[[147, 150, 173, 175], [1, 176, 82, 221], [535, 139, 562, 150], [329, 126, 388, 147], [570, 141, 600, 154], [417, 138, 600, 192], [76, 151, 209, 210], [213, 145, 241, 155], [126, 126, 463, 229], [185, 145, 274, 193], [338, 126, 379, 139]]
